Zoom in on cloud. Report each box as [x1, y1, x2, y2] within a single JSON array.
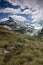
[[37, 0, 43, 9], [7, 0, 43, 8], [0, 0, 43, 29], [20, 7, 29, 12], [7, 0, 43, 21], [0, 0, 20, 9], [0, 5, 33, 21], [32, 9, 43, 23], [0, 13, 27, 22], [10, 15, 27, 22], [0, 7, 21, 14], [32, 23, 42, 30], [0, 0, 43, 10], [23, 9, 32, 14], [0, 18, 8, 21]]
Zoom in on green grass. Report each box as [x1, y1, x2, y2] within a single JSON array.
[[0, 27, 43, 65]]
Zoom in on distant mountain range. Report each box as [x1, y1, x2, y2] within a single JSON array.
[[0, 17, 43, 36]]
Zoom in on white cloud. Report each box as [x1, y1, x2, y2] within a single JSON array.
[[7, 0, 43, 9], [23, 9, 32, 14], [0, 0, 43, 29], [10, 15, 27, 22], [0, 18, 8, 21], [0, 14, 27, 22], [0, 7, 21, 14], [31, 9, 43, 29], [32, 9, 43, 23], [32, 23, 42, 30]]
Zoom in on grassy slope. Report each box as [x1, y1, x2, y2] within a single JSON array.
[[0, 27, 43, 65]]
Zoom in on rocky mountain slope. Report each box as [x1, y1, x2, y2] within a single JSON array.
[[0, 17, 42, 36], [0, 27, 43, 65]]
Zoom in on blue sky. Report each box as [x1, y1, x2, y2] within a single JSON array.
[[0, 0, 43, 25]]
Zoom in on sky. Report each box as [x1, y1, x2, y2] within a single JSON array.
[[0, 0, 43, 28]]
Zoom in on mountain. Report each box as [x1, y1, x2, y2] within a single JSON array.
[[0, 27, 43, 65], [0, 17, 34, 33], [0, 17, 42, 36], [0, 17, 18, 30]]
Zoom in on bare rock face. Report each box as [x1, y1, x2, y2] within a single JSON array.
[[0, 17, 18, 30], [9, 17, 14, 22], [0, 17, 42, 36]]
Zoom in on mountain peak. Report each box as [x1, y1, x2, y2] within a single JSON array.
[[8, 17, 14, 22]]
